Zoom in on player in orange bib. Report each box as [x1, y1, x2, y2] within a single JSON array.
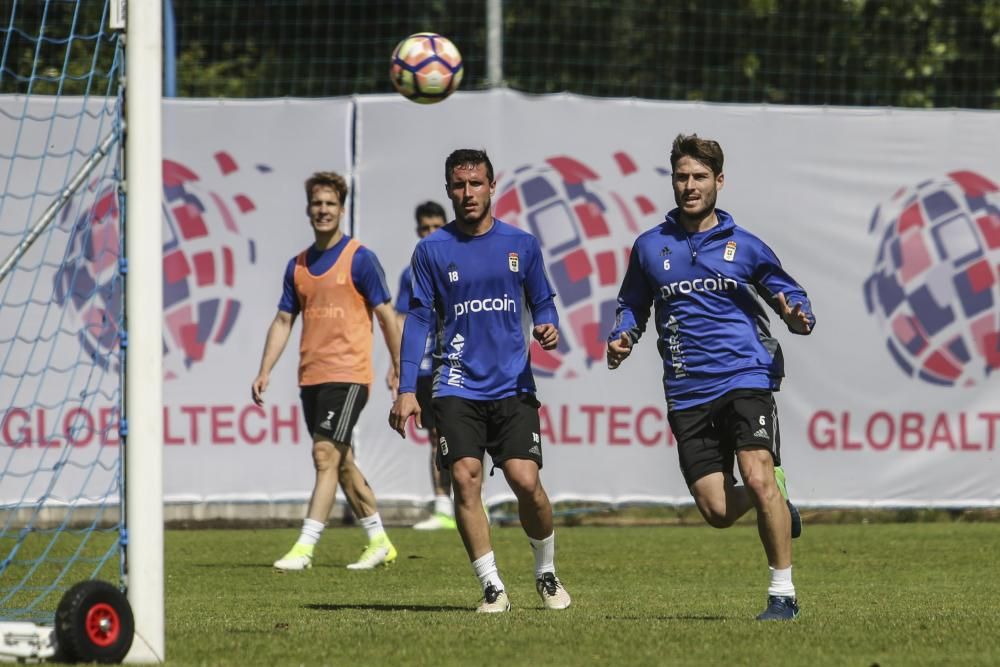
[[252, 171, 401, 571]]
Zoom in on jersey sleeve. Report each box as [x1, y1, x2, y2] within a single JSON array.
[[409, 242, 436, 310], [607, 240, 653, 344], [394, 266, 413, 315], [752, 242, 817, 334], [277, 256, 299, 315], [399, 245, 435, 392], [351, 246, 393, 307], [523, 236, 558, 326]]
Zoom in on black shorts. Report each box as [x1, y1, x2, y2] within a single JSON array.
[[300, 382, 369, 445], [415, 375, 436, 431], [432, 394, 543, 471], [667, 388, 781, 487]]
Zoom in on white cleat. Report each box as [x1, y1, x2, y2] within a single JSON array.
[[346, 541, 397, 570], [536, 572, 571, 610], [273, 544, 313, 571], [476, 584, 510, 613], [413, 513, 457, 531]]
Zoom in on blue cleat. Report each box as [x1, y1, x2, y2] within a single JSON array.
[[774, 466, 802, 539], [756, 595, 800, 621]]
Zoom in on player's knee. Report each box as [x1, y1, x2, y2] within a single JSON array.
[[311, 447, 335, 471], [450, 468, 481, 499], [742, 465, 777, 500], [506, 474, 541, 500]]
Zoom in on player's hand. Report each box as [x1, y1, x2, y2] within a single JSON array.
[[388, 392, 421, 438], [251, 373, 268, 407], [532, 323, 559, 350], [607, 332, 633, 370], [775, 292, 812, 334]]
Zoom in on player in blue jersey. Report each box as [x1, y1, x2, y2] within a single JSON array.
[[252, 171, 400, 572], [389, 149, 571, 613], [392, 200, 456, 531], [607, 135, 814, 621]]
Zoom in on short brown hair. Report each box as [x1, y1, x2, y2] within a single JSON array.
[[670, 134, 724, 177], [445, 148, 494, 184], [304, 171, 348, 204]]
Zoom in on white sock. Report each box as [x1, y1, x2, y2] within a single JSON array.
[[528, 533, 556, 579], [471, 551, 504, 591], [359, 512, 387, 542], [767, 566, 796, 598], [297, 518, 325, 546], [433, 495, 454, 517]]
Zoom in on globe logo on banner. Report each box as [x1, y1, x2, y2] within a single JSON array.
[[162, 154, 264, 379], [54, 151, 264, 379], [863, 170, 1000, 386], [53, 182, 122, 370], [495, 153, 666, 378]]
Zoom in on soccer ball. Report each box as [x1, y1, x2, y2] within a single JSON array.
[[390, 32, 464, 104]]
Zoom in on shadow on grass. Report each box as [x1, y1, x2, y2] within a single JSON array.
[[305, 602, 469, 612]]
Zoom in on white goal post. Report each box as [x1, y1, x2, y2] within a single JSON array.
[[122, 0, 165, 662]]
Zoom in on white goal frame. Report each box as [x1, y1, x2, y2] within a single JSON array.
[[122, 0, 165, 662]]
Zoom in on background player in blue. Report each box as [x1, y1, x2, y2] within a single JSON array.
[[392, 200, 455, 531], [607, 135, 815, 621], [252, 171, 400, 572], [389, 149, 571, 613]]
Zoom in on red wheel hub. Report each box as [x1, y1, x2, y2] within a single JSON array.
[[85, 602, 121, 647]]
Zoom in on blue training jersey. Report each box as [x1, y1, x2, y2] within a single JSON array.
[[278, 234, 392, 313], [399, 219, 558, 400], [608, 208, 815, 411], [395, 265, 435, 377]]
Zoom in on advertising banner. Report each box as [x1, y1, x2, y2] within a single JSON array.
[[355, 91, 1000, 507], [3, 91, 998, 508]]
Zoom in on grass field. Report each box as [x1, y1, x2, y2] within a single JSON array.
[[140, 521, 1000, 666]]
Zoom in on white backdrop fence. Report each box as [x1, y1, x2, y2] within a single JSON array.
[[2, 90, 998, 509]]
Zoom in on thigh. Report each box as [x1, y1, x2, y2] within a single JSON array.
[[299, 382, 368, 446], [433, 396, 487, 468], [485, 393, 543, 471], [668, 400, 731, 487], [714, 389, 781, 465]]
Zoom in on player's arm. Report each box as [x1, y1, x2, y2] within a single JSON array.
[[387, 270, 411, 392], [373, 301, 401, 393], [753, 242, 816, 335], [353, 247, 406, 389], [389, 302, 431, 437], [252, 260, 298, 405], [607, 242, 653, 369], [389, 247, 434, 437], [523, 237, 560, 350], [251, 309, 295, 406]]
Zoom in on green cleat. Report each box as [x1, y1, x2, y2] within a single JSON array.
[[413, 513, 458, 531], [346, 537, 398, 570], [273, 542, 314, 571]]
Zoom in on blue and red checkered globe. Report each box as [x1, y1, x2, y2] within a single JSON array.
[[161, 157, 256, 379], [496, 153, 663, 378], [53, 182, 122, 370], [54, 153, 257, 379], [864, 171, 1000, 386]]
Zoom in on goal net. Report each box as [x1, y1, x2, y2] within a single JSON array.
[[1, 2, 162, 661]]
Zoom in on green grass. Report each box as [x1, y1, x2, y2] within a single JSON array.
[[137, 522, 1000, 666]]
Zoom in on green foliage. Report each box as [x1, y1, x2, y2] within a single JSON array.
[[4, 1, 1000, 107]]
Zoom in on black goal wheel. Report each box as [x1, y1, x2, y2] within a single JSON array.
[[55, 580, 135, 664]]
